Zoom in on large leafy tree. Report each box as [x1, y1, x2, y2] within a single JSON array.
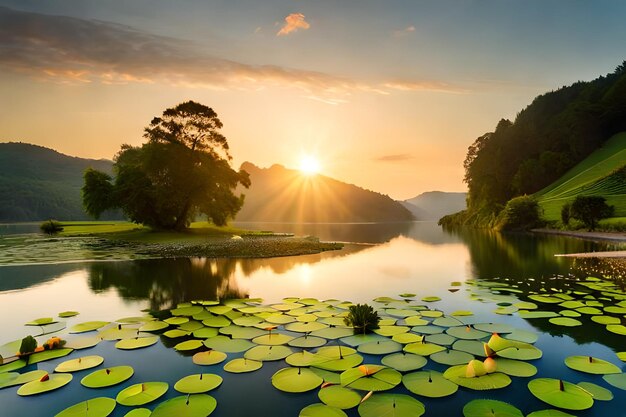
[[570, 196, 614, 231], [82, 101, 250, 230]]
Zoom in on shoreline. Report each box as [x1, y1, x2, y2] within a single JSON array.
[[531, 228, 626, 243]]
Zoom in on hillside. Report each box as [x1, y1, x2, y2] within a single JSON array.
[[535, 132, 626, 221], [235, 162, 414, 223], [0, 142, 118, 221], [402, 191, 467, 221]]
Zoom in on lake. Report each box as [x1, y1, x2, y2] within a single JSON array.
[[0, 222, 625, 416]]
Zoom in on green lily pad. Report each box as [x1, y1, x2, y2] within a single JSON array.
[[386, 309, 419, 318], [318, 385, 361, 409], [65, 335, 101, 350], [312, 353, 364, 372], [340, 365, 401, 391], [420, 310, 444, 318], [602, 373, 626, 390], [55, 355, 104, 372], [452, 340, 487, 357], [138, 321, 169, 332], [203, 336, 255, 353], [244, 345, 293, 361], [252, 333, 294, 345], [518, 311, 559, 319], [341, 334, 388, 347], [504, 329, 538, 344], [193, 327, 219, 338], [527, 378, 594, 410], [607, 325, 626, 335], [29, 348, 74, 364], [404, 316, 429, 326], [446, 326, 490, 340], [218, 325, 264, 339], [422, 296, 441, 302], [288, 335, 327, 349], [381, 352, 427, 372], [163, 329, 190, 338], [392, 333, 423, 344], [164, 316, 189, 325], [26, 317, 56, 326], [124, 408, 152, 417], [115, 336, 158, 350], [526, 410, 576, 417], [299, 403, 347, 417], [564, 356, 621, 374], [81, 366, 134, 388], [70, 321, 110, 333], [425, 333, 457, 346], [575, 307, 602, 315], [54, 397, 116, 417], [358, 340, 402, 355], [412, 325, 444, 335], [17, 373, 72, 396], [528, 295, 562, 304], [192, 350, 227, 366], [358, 393, 425, 417], [311, 327, 353, 340], [151, 394, 217, 417], [373, 326, 409, 337], [286, 350, 318, 367], [116, 381, 168, 406], [272, 367, 323, 393], [0, 358, 27, 373], [175, 340, 204, 351], [462, 399, 523, 417], [591, 315, 621, 325], [577, 381, 613, 401], [58, 311, 80, 318], [202, 315, 231, 328], [430, 349, 474, 366], [174, 373, 223, 393], [443, 365, 511, 390], [317, 346, 357, 358], [402, 370, 458, 397], [549, 317, 582, 327], [0, 370, 47, 389], [286, 322, 328, 333], [404, 342, 446, 356], [617, 352, 626, 362], [232, 315, 263, 326], [493, 358, 537, 377], [559, 310, 581, 318], [473, 323, 514, 334], [223, 358, 262, 373]]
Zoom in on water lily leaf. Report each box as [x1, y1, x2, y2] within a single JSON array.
[[299, 403, 347, 417], [202, 336, 255, 353], [452, 340, 487, 357], [0, 370, 47, 389], [425, 333, 456, 346], [513, 301, 538, 310], [272, 367, 323, 392], [115, 336, 158, 350], [385, 309, 419, 318], [163, 329, 190, 338], [340, 365, 401, 391], [559, 310, 581, 318], [402, 370, 458, 398], [28, 348, 74, 364], [358, 340, 402, 355], [526, 410, 576, 417], [527, 378, 594, 410], [223, 358, 262, 373], [317, 346, 357, 358], [602, 373, 626, 390], [358, 393, 425, 417], [518, 311, 559, 319], [218, 325, 264, 340], [81, 366, 134, 388], [564, 356, 621, 374], [252, 333, 294, 345], [403, 342, 446, 356], [65, 335, 101, 350], [446, 326, 490, 340], [504, 329, 538, 344], [420, 310, 443, 318], [577, 381, 613, 401], [288, 335, 327, 348], [528, 295, 562, 304], [549, 317, 582, 327], [164, 316, 189, 325], [443, 365, 511, 390], [138, 321, 169, 332], [54, 397, 116, 417], [286, 350, 318, 367], [174, 373, 222, 393], [192, 327, 219, 338], [617, 352, 626, 362], [411, 325, 444, 335], [178, 321, 205, 332], [575, 307, 602, 315], [559, 301, 586, 309], [462, 399, 523, 417], [202, 315, 231, 328], [192, 350, 227, 366], [607, 325, 626, 335], [244, 345, 293, 361], [70, 321, 110, 333], [171, 306, 204, 316], [232, 315, 263, 326], [318, 385, 361, 409], [116, 381, 168, 406], [17, 373, 72, 396], [58, 311, 79, 318], [55, 355, 104, 372], [430, 349, 474, 366], [422, 296, 441, 302], [341, 334, 388, 347], [392, 333, 423, 344], [373, 326, 409, 337], [311, 327, 353, 340], [452, 310, 474, 316], [432, 317, 464, 327], [493, 358, 537, 377], [473, 323, 514, 334], [123, 408, 151, 417], [403, 316, 429, 326], [173, 340, 203, 352], [286, 322, 328, 333], [381, 352, 427, 372], [591, 315, 621, 325], [26, 317, 56, 326], [151, 394, 217, 417]]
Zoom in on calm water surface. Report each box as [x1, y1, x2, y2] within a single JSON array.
[[0, 222, 625, 416]]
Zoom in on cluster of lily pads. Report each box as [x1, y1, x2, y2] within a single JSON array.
[[1, 275, 625, 417]]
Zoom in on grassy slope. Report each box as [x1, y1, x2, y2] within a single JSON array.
[[535, 132, 626, 221]]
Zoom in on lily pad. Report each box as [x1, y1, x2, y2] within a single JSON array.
[[174, 373, 223, 393], [70, 321, 110, 333], [462, 399, 523, 417], [58, 311, 80, 318], [446, 326, 490, 340], [26, 317, 56, 326], [116, 381, 168, 406], [527, 378, 594, 410], [55, 355, 104, 372], [175, 340, 204, 351], [430, 349, 474, 366], [404, 342, 446, 356], [607, 325, 626, 335], [392, 333, 423, 344], [358, 340, 402, 355], [549, 317, 582, 327], [193, 327, 219, 338], [115, 336, 158, 350], [299, 403, 347, 417], [286, 350, 318, 367], [311, 327, 353, 340], [526, 411, 576, 417], [340, 365, 402, 391], [151, 394, 217, 417], [318, 385, 361, 409], [138, 321, 169, 332], [0, 370, 48, 389], [272, 367, 323, 392], [288, 335, 327, 349], [577, 381, 613, 401], [244, 345, 293, 361], [17, 373, 72, 396], [602, 373, 626, 390], [223, 358, 262, 373], [81, 366, 134, 388], [312, 353, 364, 372], [564, 356, 621, 374], [443, 365, 511, 390], [591, 315, 621, 325], [28, 348, 74, 364], [341, 334, 388, 347], [381, 352, 427, 372], [494, 358, 537, 377], [402, 370, 458, 397], [123, 409, 151, 417], [193, 350, 227, 366], [218, 325, 264, 339], [358, 393, 425, 417], [65, 335, 101, 350], [203, 336, 255, 353], [252, 333, 294, 345], [55, 397, 116, 417]]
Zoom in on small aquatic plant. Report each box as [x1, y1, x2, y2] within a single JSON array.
[[40, 219, 64, 235], [344, 303, 380, 334]]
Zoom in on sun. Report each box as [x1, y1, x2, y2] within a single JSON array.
[[299, 155, 321, 175]]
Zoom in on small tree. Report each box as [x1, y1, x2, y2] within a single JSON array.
[[496, 195, 543, 231], [560, 202, 572, 226], [344, 304, 380, 334], [40, 220, 63, 235], [570, 196, 614, 231]]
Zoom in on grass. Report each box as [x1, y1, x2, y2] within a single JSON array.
[[535, 132, 626, 222]]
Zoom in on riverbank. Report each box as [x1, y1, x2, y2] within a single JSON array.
[[531, 228, 626, 243]]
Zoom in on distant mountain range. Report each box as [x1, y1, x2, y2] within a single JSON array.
[[401, 191, 467, 221], [235, 162, 414, 223], [0, 142, 118, 221]]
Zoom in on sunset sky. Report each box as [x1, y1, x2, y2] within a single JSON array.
[[1, 1, 625, 199]]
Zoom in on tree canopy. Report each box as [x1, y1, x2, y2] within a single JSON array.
[[82, 101, 250, 230], [569, 196, 614, 231]]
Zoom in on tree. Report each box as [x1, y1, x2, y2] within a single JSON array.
[[82, 101, 250, 230], [570, 196, 614, 231], [560, 202, 571, 226], [496, 195, 543, 231], [344, 304, 380, 335]]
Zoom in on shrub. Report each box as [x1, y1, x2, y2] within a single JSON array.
[[561, 202, 572, 226], [40, 220, 64, 235], [344, 303, 380, 334], [570, 196, 614, 231], [19, 335, 38, 355], [496, 195, 543, 231]]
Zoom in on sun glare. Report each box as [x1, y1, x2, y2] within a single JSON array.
[[299, 155, 321, 175]]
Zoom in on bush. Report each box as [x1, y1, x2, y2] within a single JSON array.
[[40, 219, 64, 235], [561, 202, 572, 226], [19, 335, 38, 355], [570, 196, 614, 231], [344, 304, 380, 334], [496, 195, 544, 231]]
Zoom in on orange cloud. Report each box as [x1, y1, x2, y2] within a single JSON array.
[[276, 13, 310, 36], [393, 25, 416, 37], [383, 80, 467, 94]]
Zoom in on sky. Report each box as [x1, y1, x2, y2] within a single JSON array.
[[1, 1, 625, 200]]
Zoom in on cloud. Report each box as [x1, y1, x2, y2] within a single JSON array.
[[276, 13, 310, 36], [374, 154, 414, 162], [383, 80, 467, 94], [393, 25, 416, 37]]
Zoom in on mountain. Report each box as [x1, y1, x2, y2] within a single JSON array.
[[402, 191, 467, 220], [535, 132, 626, 221], [0, 142, 119, 221], [235, 162, 414, 223]]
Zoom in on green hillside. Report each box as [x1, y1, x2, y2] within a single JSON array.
[[535, 132, 626, 221]]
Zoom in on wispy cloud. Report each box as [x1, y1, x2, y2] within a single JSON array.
[[393, 25, 416, 38], [276, 13, 310, 36], [374, 154, 414, 162], [383, 80, 467, 94]]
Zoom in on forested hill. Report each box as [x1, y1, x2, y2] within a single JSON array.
[[452, 61, 626, 225], [235, 162, 414, 223], [0, 142, 116, 221]]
